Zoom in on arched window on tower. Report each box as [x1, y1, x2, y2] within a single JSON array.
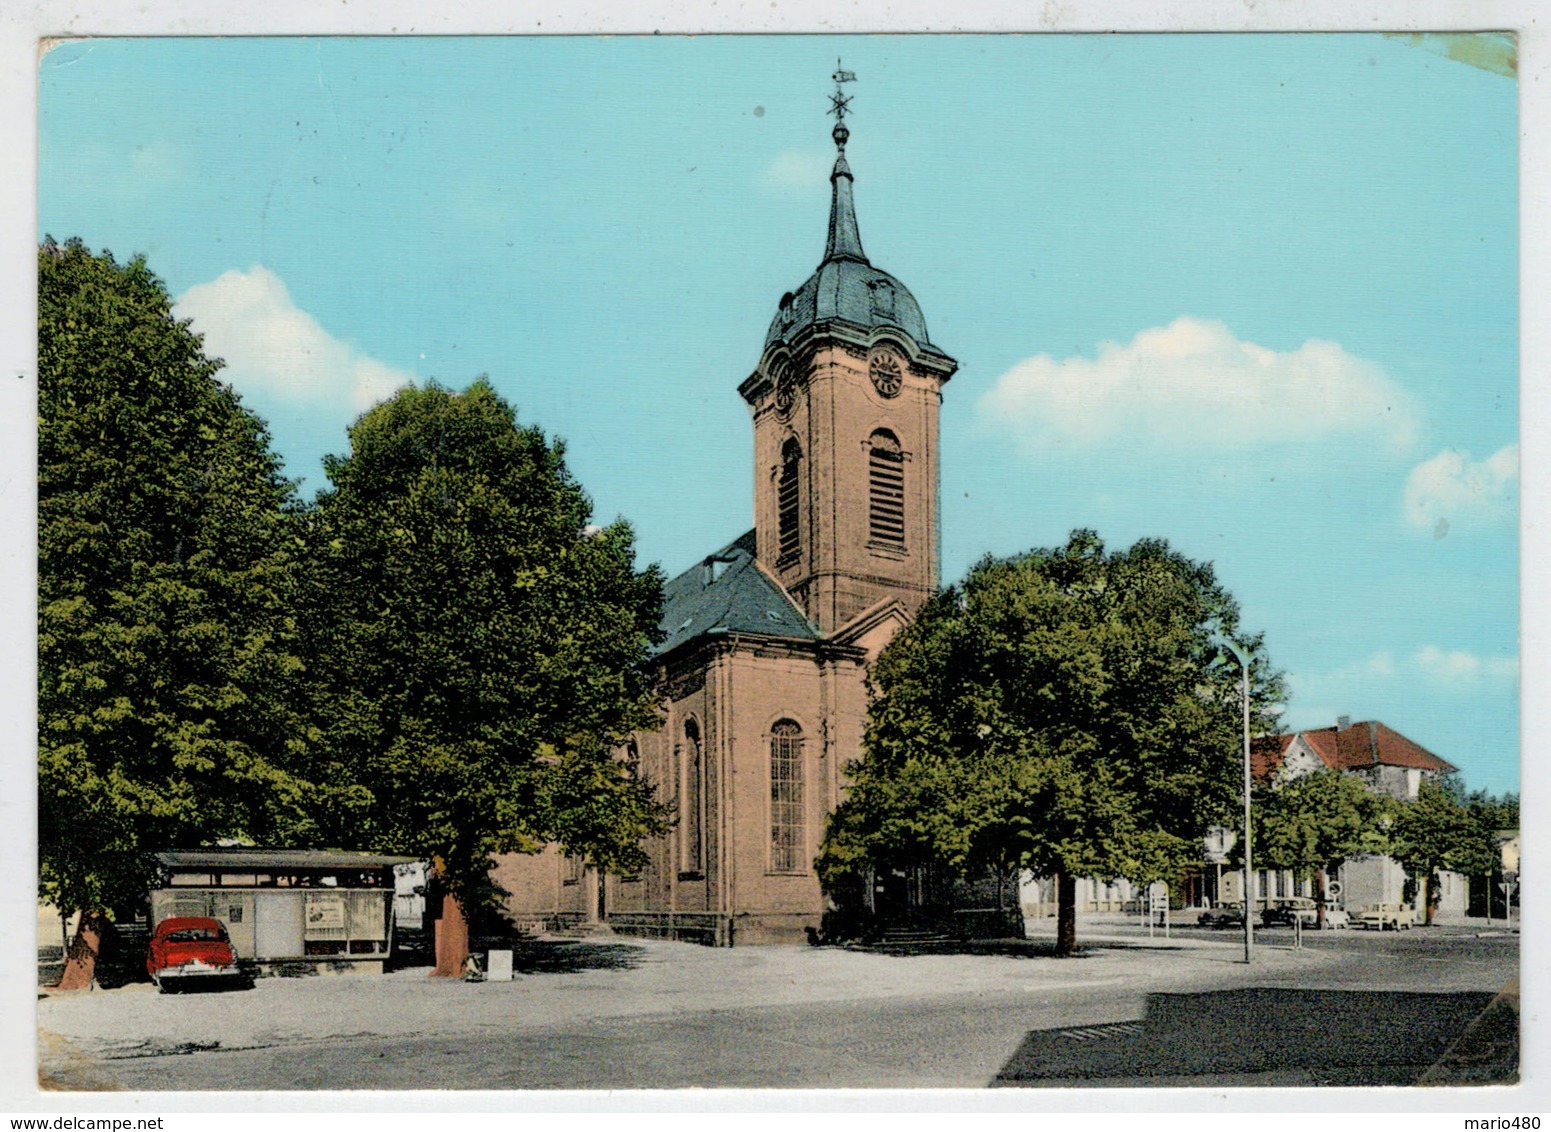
[[681, 718, 703, 875], [868, 429, 906, 549], [777, 439, 802, 565], [769, 720, 805, 873]]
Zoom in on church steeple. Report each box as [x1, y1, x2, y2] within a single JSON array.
[[823, 73, 867, 264], [823, 152, 867, 264], [741, 62, 958, 633]]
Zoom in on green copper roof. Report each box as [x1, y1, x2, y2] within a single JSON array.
[[655, 530, 819, 655], [764, 149, 942, 357]]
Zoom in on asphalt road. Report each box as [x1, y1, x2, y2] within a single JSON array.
[[40, 924, 1517, 1091]]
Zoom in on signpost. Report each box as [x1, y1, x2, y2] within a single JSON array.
[[1145, 882, 1170, 939], [1500, 871, 1518, 926]]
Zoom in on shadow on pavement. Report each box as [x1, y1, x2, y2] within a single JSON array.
[[1419, 978, 1520, 1086], [154, 976, 254, 995], [842, 939, 1100, 960], [993, 986, 1510, 1087], [512, 939, 650, 975]]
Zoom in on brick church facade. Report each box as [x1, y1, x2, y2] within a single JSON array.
[[495, 91, 956, 944]]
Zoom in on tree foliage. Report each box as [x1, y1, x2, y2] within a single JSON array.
[[1463, 788, 1518, 839], [1251, 767, 1392, 924], [1390, 777, 1500, 922], [38, 238, 327, 924], [819, 530, 1282, 948], [301, 380, 668, 906], [1253, 769, 1391, 881]]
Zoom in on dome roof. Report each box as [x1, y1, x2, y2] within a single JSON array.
[[763, 150, 943, 358], [764, 258, 932, 353]]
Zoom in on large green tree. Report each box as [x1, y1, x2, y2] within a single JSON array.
[[1390, 777, 1498, 925], [38, 239, 331, 986], [819, 530, 1282, 955], [302, 380, 667, 973], [1252, 769, 1390, 927]]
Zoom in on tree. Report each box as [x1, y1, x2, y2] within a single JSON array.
[[1463, 789, 1518, 918], [1252, 769, 1389, 927], [1390, 777, 1498, 925], [301, 380, 668, 974], [1464, 788, 1518, 835], [38, 239, 331, 987], [819, 530, 1282, 956]]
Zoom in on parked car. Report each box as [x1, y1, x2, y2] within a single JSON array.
[[1196, 902, 1247, 929], [145, 916, 246, 991], [1261, 897, 1319, 928], [1317, 908, 1351, 930], [1357, 903, 1414, 931]]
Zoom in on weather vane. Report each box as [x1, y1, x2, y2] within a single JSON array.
[[829, 58, 856, 149]]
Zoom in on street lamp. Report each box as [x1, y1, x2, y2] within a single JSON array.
[[1218, 637, 1254, 964]]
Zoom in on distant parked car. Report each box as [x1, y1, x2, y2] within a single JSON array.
[[1196, 902, 1247, 929], [1261, 897, 1319, 928], [1357, 903, 1414, 931], [145, 916, 246, 991], [1317, 908, 1350, 930]]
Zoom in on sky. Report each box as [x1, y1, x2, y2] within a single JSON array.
[[36, 33, 1521, 796]]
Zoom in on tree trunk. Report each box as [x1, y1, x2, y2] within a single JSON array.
[[1055, 872, 1078, 958], [429, 856, 470, 978], [432, 889, 471, 978], [1315, 865, 1327, 929], [54, 911, 107, 991], [1422, 873, 1435, 926]]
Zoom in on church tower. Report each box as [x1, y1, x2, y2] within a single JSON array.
[[498, 65, 965, 947], [739, 68, 957, 634]]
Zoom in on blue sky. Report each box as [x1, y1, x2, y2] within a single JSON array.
[[38, 34, 1520, 795]]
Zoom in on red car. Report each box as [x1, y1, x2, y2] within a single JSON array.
[[145, 917, 244, 991]]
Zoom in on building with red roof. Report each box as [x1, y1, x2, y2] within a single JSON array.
[[1224, 716, 1467, 920], [1254, 716, 1457, 802]]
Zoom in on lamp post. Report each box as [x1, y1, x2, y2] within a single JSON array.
[[1219, 637, 1254, 964]]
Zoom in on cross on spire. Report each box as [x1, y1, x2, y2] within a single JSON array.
[[828, 58, 856, 149]]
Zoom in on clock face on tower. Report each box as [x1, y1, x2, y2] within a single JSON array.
[[773, 362, 796, 419], [869, 350, 903, 398]]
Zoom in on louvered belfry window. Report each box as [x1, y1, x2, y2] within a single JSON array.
[[777, 439, 802, 564], [769, 720, 805, 873], [868, 430, 906, 547]]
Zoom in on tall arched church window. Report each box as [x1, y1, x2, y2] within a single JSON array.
[[682, 719, 703, 875], [868, 429, 906, 548], [777, 439, 802, 565], [769, 720, 805, 873]]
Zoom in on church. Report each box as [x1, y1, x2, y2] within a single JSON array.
[[494, 72, 959, 945]]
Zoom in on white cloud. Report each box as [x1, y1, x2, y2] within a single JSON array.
[[1287, 651, 1396, 700], [1413, 646, 1519, 685], [1402, 445, 1518, 532], [1361, 651, 1397, 679], [763, 149, 832, 192], [979, 316, 1418, 453], [175, 267, 412, 413], [1289, 647, 1516, 717]]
